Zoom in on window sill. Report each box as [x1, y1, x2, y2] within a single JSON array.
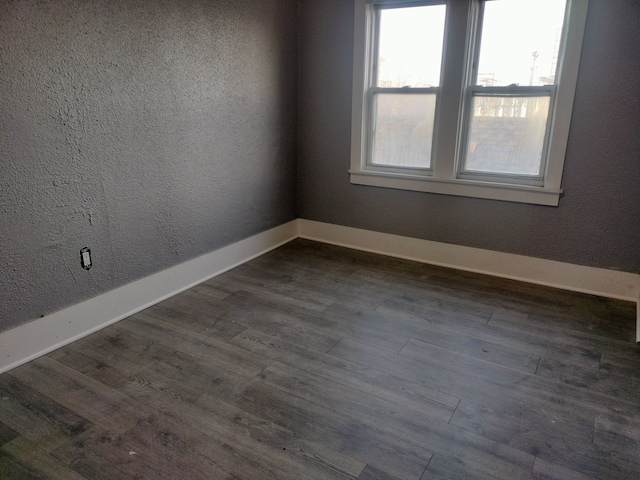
[[349, 169, 562, 206]]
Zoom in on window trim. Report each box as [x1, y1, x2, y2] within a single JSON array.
[[350, 0, 589, 206]]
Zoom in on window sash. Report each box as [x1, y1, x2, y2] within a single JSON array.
[[458, 86, 556, 185], [368, 90, 439, 170], [456, 0, 565, 184], [364, 1, 444, 173]]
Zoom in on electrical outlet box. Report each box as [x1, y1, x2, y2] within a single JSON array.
[[80, 247, 92, 270]]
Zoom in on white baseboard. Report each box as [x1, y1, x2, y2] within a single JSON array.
[[0, 221, 298, 374], [2, 217, 638, 374], [298, 219, 640, 342]]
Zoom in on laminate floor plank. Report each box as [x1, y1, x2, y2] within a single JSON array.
[[328, 273, 404, 310], [381, 304, 564, 373], [414, 265, 611, 320], [189, 278, 238, 301], [235, 259, 347, 297], [233, 380, 433, 479], [379, 297, 608, 371], [399, 338, 538, 383], [260, 359, 456, 431], [258, 360, 534, 480], [324, 302, 540, 372], [219, 291, 411, 353], [508, 427, 640, 480], [0, 373, 93, 452], [50, 424, 190, 480], [376, 295, 585, 372], [535, 356, 640, 403], [51, 354, 361, 480], [81, 324, 368, 478], [68, 324, 158, 373], [348, 269, 497, 321], [224, 275, 336, 313], [419, 453, 510, 480], [488, 310, 635, 353], [526, 305, 636, 343], [0, 239, 637, 479], [230, 328, 460, 414], [1, 436, 88, 480], [69, 318, 247, 394], [50, 346, 139, 389], [310, 303, 412, 352], [124, 387, 363, 480], [599, 345, 640, 370], [0, 450, 43, 480], [117, 311, 269, 378], [128, 412, 319, 480], [377, 297, 490, 329], [330, 338, 602, 448], [177, 386, 367, 480], [593, 409, 640, 459], [386, 272, 535, 320], [211, 290, 344, 353], [264, 241, 425, 281], [448, 398, 595, 447], [118, 354, 258, 425], [60, 325, 255, 409], [193, 397, 367, 480], [358, 464, 406, 480], [8, 357, 142, 435], [0, 421, 18, 447], [141, 292, 230, 334], [529, 457, 598, 480], [487, 311, 603, 370], [222, 265, 336, 312]]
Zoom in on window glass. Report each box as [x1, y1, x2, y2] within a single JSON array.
[[476, 0, 567, 86], [372, 93, 437, 168], [377, 5, 446, 88], [464, 95, 550, 175]]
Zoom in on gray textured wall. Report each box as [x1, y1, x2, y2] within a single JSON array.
[[298, 0, 640, 274], [0, 0, 298, 332]]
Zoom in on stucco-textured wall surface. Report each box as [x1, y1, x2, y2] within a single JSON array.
[[297, 0, 640, 274], [0, 0, 297, 332]]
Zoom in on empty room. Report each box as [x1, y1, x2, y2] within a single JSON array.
[[1, 0, 639, 479]]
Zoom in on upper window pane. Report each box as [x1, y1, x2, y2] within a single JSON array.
[[476, 0, 567, 86], [376, 4, 446, 88]]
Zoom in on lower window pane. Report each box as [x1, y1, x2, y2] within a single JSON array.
[[463, 95, 550, 176], [371, 93, 436, 168]]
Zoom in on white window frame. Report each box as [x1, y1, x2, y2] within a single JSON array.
[[350, 0, 589, 206]]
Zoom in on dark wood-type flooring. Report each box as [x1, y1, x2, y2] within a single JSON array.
[[1, 239, 639, 479]]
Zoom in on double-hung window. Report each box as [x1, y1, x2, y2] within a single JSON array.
[[350, 0, 589, 205]]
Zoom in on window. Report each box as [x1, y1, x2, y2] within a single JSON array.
[[350, 0, 589, 205]]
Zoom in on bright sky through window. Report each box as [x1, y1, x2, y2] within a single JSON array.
[[377, 0, 567, 89], [477, 0, 567, 86], [377, 5, 446, 88]]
